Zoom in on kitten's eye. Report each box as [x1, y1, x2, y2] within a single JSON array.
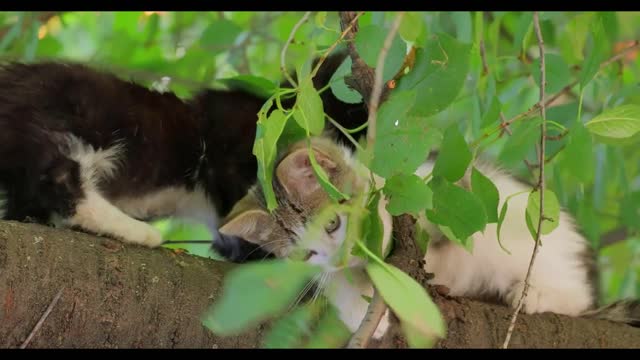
[[325, 215, 341, 234]]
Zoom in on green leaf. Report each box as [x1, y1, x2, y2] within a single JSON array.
[[512, 13, 533, 56], [371, 90, 442, 178], [304, 304, 351, 348], [263, 302, 321, 348], [497, 201, 510, 253], [315, 12, 327, 27], [24, 20, 41, 61], [525, 189, 561, 240], [451, 12, 472, 43], [559, 13, 592, 63], [383, 174, 433, 217], [354, 25, 406, 82], [294, 78, 325, 136], [585, 104, 640, 141], [439, 224, 474, 252], [203, 260, 321, 335], [432, 125, 472, 182], [481, 96, 502, 129], [531, 54, 571, 94], [471, 168, 500, 223], [498, 119, 539, 167], [399, 12, 425, 43], [366, 262, 446, 347], [253, 109, 288, 211], [200, 19, 242, 54], [308, 144, 350, 202], [144, 13, 160, 46], [579, 18, 608, 90], [426, 176, 487, 240], [220, 75, 278, 99], [396, 32, 472, 117], [559, 123, 594, 183], [155, 219, 220, 260], [329, 56, 363, 104], [0, 15, 23, 52], [356, 192, 385, 259]]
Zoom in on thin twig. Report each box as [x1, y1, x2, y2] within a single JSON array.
[[503, 12, 547, 349], [480, 40, 489, 76], [310, 12, 364, 79], [347, 290, 387, 348], [365, 12, 405, 150], [472, 39, 639, 149], [280, 11, 312, 88], [20, 286, 65, 349], [600, 40, 640, 67]]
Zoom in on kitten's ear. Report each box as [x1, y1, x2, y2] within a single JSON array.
[[276, 147, 337, 200], [219, 209, 273, 244]]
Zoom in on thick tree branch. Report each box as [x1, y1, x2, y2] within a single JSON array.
[[1, 221, 639, 348]]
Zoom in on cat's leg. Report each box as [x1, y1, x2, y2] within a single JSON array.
[[46, 135, 162, 247], [63, 188, 163, 247]]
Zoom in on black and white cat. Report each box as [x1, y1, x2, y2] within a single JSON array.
[[0, 52, 366, 253]]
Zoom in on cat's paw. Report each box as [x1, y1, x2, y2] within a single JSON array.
[[140, 226, 164, 248], [126, 222, 164, 248]]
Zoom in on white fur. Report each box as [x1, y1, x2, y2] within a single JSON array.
[[62, 134, 125, 190], [112, 185, 219, 231], [64, 189, 163, 247], [56, 135, 162, 246], [304, 150, 594, 339]]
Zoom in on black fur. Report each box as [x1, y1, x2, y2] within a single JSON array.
[[0, 51, 366, 255]]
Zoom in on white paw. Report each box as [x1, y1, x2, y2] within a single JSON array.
[[127, 222, 164, 248], [140, 225, 164, 247]]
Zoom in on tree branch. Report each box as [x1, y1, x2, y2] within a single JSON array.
[[2, 220, 640, 348], [503, 12, 547, 349]]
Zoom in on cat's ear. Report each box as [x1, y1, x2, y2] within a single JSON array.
[[219, 209, 273, 244], [276, 147, 337, 200]]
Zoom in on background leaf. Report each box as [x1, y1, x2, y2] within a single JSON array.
[[396, 32, 472, 117]]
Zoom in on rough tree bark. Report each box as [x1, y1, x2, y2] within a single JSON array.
[[1, 220, 639, 349]]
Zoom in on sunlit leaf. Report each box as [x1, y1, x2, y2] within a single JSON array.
[[366, 262, 446, 348], [585, 104, 640, 141], [525, 189, 561, 240]]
